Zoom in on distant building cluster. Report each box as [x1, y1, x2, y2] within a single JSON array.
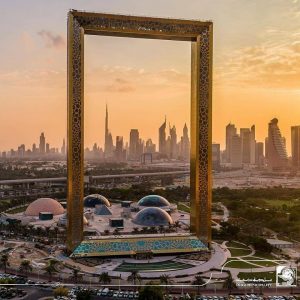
[[1, 133, 66, 159], [85, 105, 190, 162], [214, 118, 300, 171]]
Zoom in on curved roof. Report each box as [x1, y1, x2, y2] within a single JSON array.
[[133, 207, 173, 226], [83, 194, 111, 208], [58, 213, 89, 225], [25, 198, 64, 216], [137, 195, 170, 207]]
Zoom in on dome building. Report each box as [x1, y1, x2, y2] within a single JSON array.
[[137, 195, 170, 208], [135, 195, 177, 212], [25, 198, 64, 216], [133, 207, 174, 226], [83, 194, 111, 208]]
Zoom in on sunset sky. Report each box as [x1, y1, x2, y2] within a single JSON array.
[[1, 0, 300, 154]]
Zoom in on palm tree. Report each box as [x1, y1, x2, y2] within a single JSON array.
[[132, 227, 139, 234], [224, 273, 236, 294], [113, 228, 120, 235], [160, 274, 172, 295], [71, 268, 81, 283], [0, 254, 9, 273], [103, 229, 110, 236], [19, 260, 32, 277], [128, 270, 141, 290], [173, 221, 181, 232], [44, 259, 58, 281], [158, 225, 165, 234], [99, 272, 111, 285], [193, 275, 205, 295]]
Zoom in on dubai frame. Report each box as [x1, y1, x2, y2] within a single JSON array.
[[67, 10, 213, 252]]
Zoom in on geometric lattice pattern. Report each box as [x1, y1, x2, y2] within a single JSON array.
[[71, 235, 207, 257]]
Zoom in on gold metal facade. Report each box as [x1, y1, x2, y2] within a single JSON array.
[[67, 10, 213, 252]]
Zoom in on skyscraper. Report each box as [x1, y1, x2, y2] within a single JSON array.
[[255, 142, 264, 167], [169, 124, 177, 159], [61, 139, 66, 155], [225, 123, 237, 163], [129, 129, 139, 160], [291, 125, 300, 168], [230, 134, 242, 168], [180, 123, 190, 161], [212, 143, 221, 170], [145, 139, 156, 153], [240, 125, 255, 164], [115, 136, 126, 162], [267, 118, 288, 170], [159, 116, 167, 156], [104, 105, 114, 158], [39, 132, 46, 154]]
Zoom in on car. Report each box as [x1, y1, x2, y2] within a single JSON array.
[[123, 291, 129, 298], [107, 290, 114, 297], [119, 291, 124, 298], [113, 291, 119, 298]]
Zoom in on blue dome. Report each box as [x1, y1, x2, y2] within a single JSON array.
[[137, 195, 170, 207], [133, 207, 173, 226], [83, 194, 111, 208]]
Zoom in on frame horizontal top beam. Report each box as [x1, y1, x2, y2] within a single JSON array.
[[70, 10, 212, 42]]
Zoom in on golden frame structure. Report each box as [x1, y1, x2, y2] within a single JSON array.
[[67, 10, 213, 252]]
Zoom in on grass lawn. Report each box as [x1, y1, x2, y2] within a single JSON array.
[[245, 260, 278, 267], [177, 203, 190, 213], [253, 251, 277, 260], [228, 248, 252, 257], [224, 259, 260, 269], [226, 241, 249, 249], [6, 206, 26, 214], [115, 260, 192, 272], [238, 271, 276, 282], [265, 199, 297, 208]]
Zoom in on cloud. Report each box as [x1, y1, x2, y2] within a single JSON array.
[[38, 30, 65, 49], [216, 28, 300, 89], [85, 66, 190, 94]]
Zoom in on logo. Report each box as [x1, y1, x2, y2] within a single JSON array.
[[276, 266, 297, 287]]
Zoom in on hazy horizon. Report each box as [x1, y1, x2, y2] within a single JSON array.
[[1, 0, 300, 155]]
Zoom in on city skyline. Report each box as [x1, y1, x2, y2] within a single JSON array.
[[4, 114, 300, 159], [1, 1, 300, 154]]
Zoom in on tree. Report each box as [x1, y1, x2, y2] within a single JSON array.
[[160, 274, 172, 295], [0, 254, 9, 273], [71, 268, 81, 283], [193, 275, 205, 295], [138, 284, 164, 300], [128, 270, 141, 290], [19, 260, 32, 277], [76, 289, 92, 300], [44, 259, 58, 281], [132, 227, 140, 234], [99, 272, 111, 284], [53, 286, 68, 297], [224, 273, 236, 293], [173, 221, 181, 232]]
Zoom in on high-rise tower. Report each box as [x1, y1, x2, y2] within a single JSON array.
[[159, 116, 167, 156], [267, 118, 288, 170], [39, 132, 46, 154], [291, 125, 300, 168], [225, 123, 237, 163], [104, 105, 114, 158]]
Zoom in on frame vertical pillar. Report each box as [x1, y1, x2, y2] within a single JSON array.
[[67, 13, 85, 252], [190, 26, 213, 246]]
